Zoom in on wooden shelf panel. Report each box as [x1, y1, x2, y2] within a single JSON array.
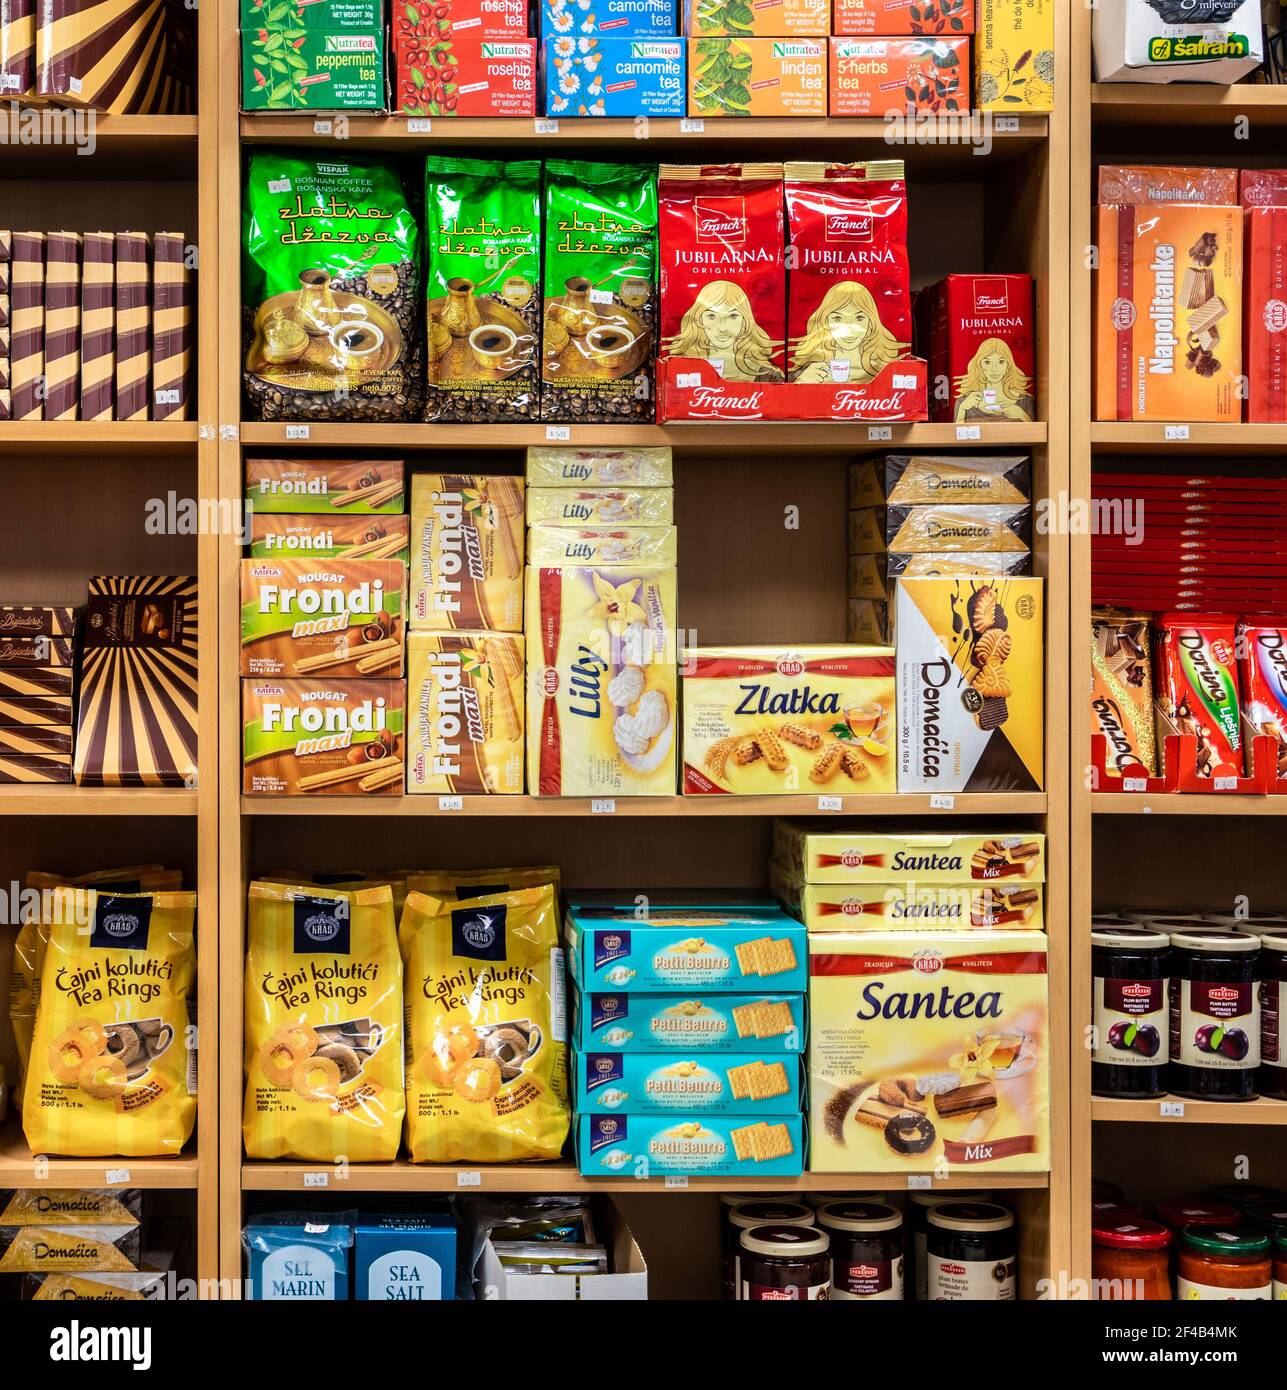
[[242, 1160, 1050, 1193], [0, 787, 199, 817], [0, 1124, 200, 1189], [0, 423, 199, 456], [1091, 793, 1287, 816], [243, 792, 1047, 818], [240, 421, 1047, 452], [1091, 83, 1287, 128], [1093, 1098, 1287, 1126], [0, 115, 198, 174], [1090, 422, 1287, 455]]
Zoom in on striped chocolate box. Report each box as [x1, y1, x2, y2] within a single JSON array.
[[151, 231, 190, 421], [44, 230, 81, 421], [80, 231, 114, 421], [113, 231, 150, 421], [10, 231, 42, 420]]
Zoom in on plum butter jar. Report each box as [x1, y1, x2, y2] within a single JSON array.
[[1091, 927, 1170, 1098], [1167, 929, 1260, 1101], [1258, 930, 1287, 1100]]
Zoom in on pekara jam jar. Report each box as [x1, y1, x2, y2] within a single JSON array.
[[1167, 930, 1260, 1101]]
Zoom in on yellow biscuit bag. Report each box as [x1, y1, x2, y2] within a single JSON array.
[[243, 881, 403, 1162], [401, 883, 569, 1163], [405, 865, 561, 902], [23, 888, 197, 1158]]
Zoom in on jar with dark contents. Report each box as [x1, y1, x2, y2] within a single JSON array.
[[739, 1224, 831, 1301], [1241, 1200, 1287, 1237], [907, 1190, 991, 1300], [1206, 1184, 1287, 1215], [1167, 929, 1260, 1100], [817, 1200, 904, 1300], [926, 1201, 1016, 1301], [723, 1200, 814, 1301], [1091, 927, 1170, 1098], [1258, 931, 1287, 1099]]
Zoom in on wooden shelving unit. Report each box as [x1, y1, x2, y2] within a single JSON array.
[[1092, 1099, 1287, 1126], [0, 1123, 201, 1190]]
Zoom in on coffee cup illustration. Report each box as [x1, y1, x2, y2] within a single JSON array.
[[584, 322, 636, 367], [330, 319, 385, 365], [104, 1019, 174, 1081], [468, 323, 519, 370]]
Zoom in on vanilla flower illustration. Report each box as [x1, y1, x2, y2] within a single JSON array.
[[458, 646, 488, 678], [587, 572, 646, 637], [460, 485, 494, 526]]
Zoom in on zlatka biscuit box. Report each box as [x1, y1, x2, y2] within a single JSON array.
[[772, 822, 1046, 884], [578, 1112, 804, 1176], [575, 1051, 803, 1115], [895, 577, 1044, 793], [682, 645, 896, 795], [1152, 612, 1241, 781], [808, 930, 1050, 1174], [574, 991, 806, 1052]]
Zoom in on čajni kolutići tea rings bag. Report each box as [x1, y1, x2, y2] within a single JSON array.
[[542, 160, 658, 423], [424, 157, 541, 423], [243, 151, 422, 422]]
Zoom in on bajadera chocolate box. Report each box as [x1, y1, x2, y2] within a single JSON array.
[[1241, 169, 1287, 423], [926, 273, 1035, 424], [151, 231, 191, 421], [43, 231, 80, 422], [114, 231, 150, 423], [9, 231, 42, 421], [39, 0, 195, 112], [834, 0, 974, 34], [80, 231, 114, 422], [658, 163, 786, 385], [0, 229, 8, 421], [0, 0, 35, 98]]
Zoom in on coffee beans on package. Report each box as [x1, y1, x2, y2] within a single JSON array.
[[243, 151, 421, 422], [424, 157, 541, 423], [542, 160, 658, 423]]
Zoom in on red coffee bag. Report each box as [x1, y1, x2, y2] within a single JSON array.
[[783, 160, 911, 385], [658, 163, 786, 383]]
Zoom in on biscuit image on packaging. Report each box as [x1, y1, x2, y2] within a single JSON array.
[[748, 1061, 789, 1100], [752, 937, 797, 978], [731, 1121, 768, 1160]]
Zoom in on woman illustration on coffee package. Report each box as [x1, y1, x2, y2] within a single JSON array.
[[789, 282, 906, 384], [664, 281, 783, 382], [954, 336, 1035, 422]]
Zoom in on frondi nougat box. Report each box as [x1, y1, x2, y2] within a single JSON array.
[[1093, 0, 1262, 83], [245, 458, 405, 514], [250, 513, 411, 562]]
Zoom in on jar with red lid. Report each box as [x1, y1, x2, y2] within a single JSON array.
[[1177, 1227, 1272, 1300], [1154, 1197, 1240, 1235], [1167, 929, 1260, 1100], [1091, 928, 1169, 1098], [1092, 1215, 1171, 1300], [739, 1224, 831, 1301], [1258, 930, 1287, 1099]]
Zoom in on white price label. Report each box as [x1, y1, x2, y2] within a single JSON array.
[[0, 74, 20, 90], [535, 118, 560, 134], [406, 118, 432, 133], [1165, 424, 1190, 441], [546, 425, 571, 441], [1122, 777, 1147, 793], [304, 1223, 329, 1234], [591, 798, 616, 815], [995, 116, 1020, 132], [680, 118, 705, 133], [1160, 1100, 1185, 1118], [104, 1168, 131, 1185], [664, 1175, 690, 1189], [198, 424, 216, 439], [590, 288, 615, 304], [285, 424, 311, 440], [907, 1175, 932, 1190], [456, 1171, 483, 1188], [219, 423, 240, 441], [267, 178, 292, 194], [956, 424, 981, 441], [893, 373, 917, 390], [817, 795, 843, 812], [303, 1172, 329, 1188], [313, 119, 333, 135], [677, 372, 701, 388], [868, 425, 892, 441], [438, 795, 464, 812], [154, 389, 181, 405], [1214, 776, 1237, 791], [929, 794, 956, 810]]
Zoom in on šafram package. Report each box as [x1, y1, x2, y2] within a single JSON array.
[[243, 882, 404, 1162], [23, 888, 196, 1158], [400, 883, 570, 1163], [808, 930, 1050, 1173]]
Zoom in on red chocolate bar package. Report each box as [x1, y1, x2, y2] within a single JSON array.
[[1241, 170, 1287, 423], [659, 163, 786, 383], [1238, 620, 1287, 776], [783, 160, 911, 385], [926, 272, 1035, 424], [1153, 613, 1242, 780]]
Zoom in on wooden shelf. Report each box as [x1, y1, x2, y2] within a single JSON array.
[[1091, 83, 1287, 128], [239, 421, 1047, 452], [0, 115, 198, 174], [243, 792, 1047, 818], [0, 1123, 200, 1189], [0, 786, 199, 816], [0, 422, 200, 455], [242, 1159, 1050, 1193], [1093, 1098, 1287, 1126], [1090, 422, 1287, 455], [1091, 793, 1287, 816]]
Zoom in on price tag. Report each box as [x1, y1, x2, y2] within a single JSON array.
[[893, 373, 917, 390], [664, 1175, 690, 1189], [1164, 424, 1190, 441], [286, 424, 311, 440], [868, 425, 892, 441], [907, 1175, 932, 1190], [219, 424, 239, 441], [313, 119, 333, 135], [104, 1168, 131, 1185], [995, 116, 1020, 132], [1214, 776, 1237, 791], [267, 177, 292, 195], [817, 795, 843, 812], [438, 795, 464, 812], [680, 118, 705, 133], [1160, 1100, 1185, 1118], [591, 798, 616, 815], [303, 1172, 329, 1188], [535, 118, 559, 134], [590, 288, 615, 304], [956, 424, 981, 441], [1122, 777, 1147, 793], [304, 1223, 330, 1234], [677, 372, 701, 388], [546, 425, 571, 441], [154, 388, 181, 405], [198, 424, 216, 440], [456, 1171, 483, 1188], [406, 118, 432, 133], [929, 794, 956, 810]]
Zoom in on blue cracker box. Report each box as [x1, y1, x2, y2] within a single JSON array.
[[575, 1050, 803, 1114], [355, 1216, 456, 1301], [574, 991, 806, 1052], [243, 1217, 353, 1300], [577, 1112, 805, 1176], [543, 37, 685, 115], [566, 905, 807, 993], [542, 0, 678, 36]]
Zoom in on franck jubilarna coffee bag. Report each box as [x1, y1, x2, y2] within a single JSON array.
[[243, 151, 421, 422], [783, 160, 912, 386], [541, 160, 658, 423], [424, 157, 541, 423], [659, 163, 785, 383]]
